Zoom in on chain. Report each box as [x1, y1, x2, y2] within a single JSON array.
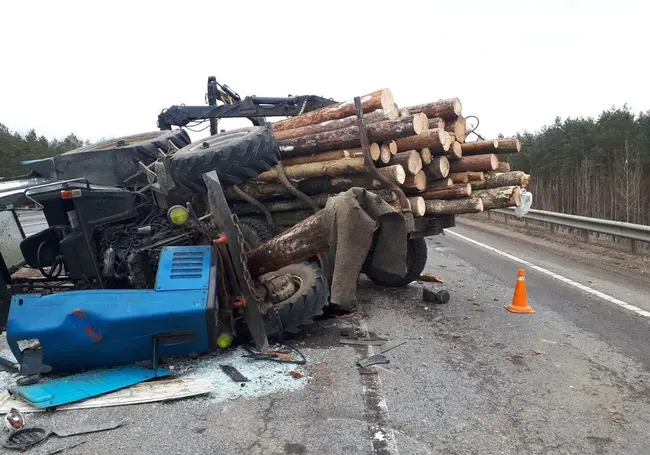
[[231, 215, 269, 307]]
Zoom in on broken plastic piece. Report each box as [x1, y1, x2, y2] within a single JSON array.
[[220, 365, 249, 382], [289, 370, 303, 378], [419, 273, 443, 283], [4, 408, 25, 431], [357, 354, 390, 368]]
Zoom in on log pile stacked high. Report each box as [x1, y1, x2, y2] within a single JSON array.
[[225, 89, 530, 225]]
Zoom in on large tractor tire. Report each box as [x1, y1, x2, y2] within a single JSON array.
[[23, 130, 192, 187], [238, 218, 279, 249], [364, 237, 428, 287], [170, 127, 280, 191]]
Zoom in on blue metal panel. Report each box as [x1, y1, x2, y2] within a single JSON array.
[[6, 246, 215, 374], [10, 365, 172, 408], [155, 245, 211, 291]]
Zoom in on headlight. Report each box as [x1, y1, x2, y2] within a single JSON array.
[[167, 205, 189, 226]]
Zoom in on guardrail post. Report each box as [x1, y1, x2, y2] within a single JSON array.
[[550, 223, 555, 234], [504, 213, 508, 225], [631, 240, 637, 254], [582, 229, 589, 243], [487, 211, 491, 220], [524, 218, 528, 228]]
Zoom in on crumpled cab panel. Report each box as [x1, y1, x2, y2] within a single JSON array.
[[7, 246, 217, 373]]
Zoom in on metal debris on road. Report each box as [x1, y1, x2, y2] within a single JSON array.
[[339, 338, 386, 346], [220, 365, 249, 382], [358, 368, 378, 375], [419, 273, 444, 283], [243, 344, 307, 365], [289, 370, 303, 379], [4, 408, 25, 431], [43, 441, 86, 455], [357, 354, 390, 368], [2, 421, 125, 450], [379, 340, 406, 354]]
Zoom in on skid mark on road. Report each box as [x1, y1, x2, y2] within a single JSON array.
[[446, 229, 650, 318]]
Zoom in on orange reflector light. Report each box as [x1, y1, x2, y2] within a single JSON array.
[[61, 189, 82, 199]]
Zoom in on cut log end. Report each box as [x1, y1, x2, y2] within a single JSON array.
[[370, 143, 381, 161], [381, 164, 406, 184], [420, 148, 432, 165], [380, 144, 392, 164], [380, 89, 396, 113], [412, 113, 429, 135], [388, 141, 397, 155], [450, 141, 462, 159], [425, 156, 450, 180], [402, 170, 427, 191]]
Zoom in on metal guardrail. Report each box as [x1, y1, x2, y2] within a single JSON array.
[[490, 208, 650, 252]]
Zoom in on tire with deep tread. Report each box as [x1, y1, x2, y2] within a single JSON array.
[[170, 126, 280, 191], [265, 262, 329, 334], [365, 237, 428, 287], [238, 218, 279, 249]]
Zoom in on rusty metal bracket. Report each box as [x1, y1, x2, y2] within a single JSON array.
[[231, 185, 275, 226], [275, 162, 320, 213], [353, 97, 411, 213]]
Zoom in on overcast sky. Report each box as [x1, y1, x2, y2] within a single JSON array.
[[1, 0, 648, 143]]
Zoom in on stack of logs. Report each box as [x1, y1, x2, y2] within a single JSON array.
[[226, 89, 529, 226]]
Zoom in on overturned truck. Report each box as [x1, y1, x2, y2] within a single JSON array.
[[0, 78, 527, 377]]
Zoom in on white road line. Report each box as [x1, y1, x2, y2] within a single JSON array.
[[445, 229, 650, 318]]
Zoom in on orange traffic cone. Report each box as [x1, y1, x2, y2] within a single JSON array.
[[506, 269, 535, 313]]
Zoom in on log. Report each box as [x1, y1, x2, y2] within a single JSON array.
[[392, 196, 425, 217], [407, 98, 462, 119], [424, 197, 483, 215], [387, 141, 398, 155], [450, 171, 485, 183], [420, 183, 471, 200], [280, 146, 373, 167], [445, 116, 466, 143], [449, 172, 469, 183], [496, 139, 521, 154], [394, 128, 448, 153], [445, 141, 463, 159], [271, 89, 396, 132], [471, 171, 530, 190], [424, 156, 450, 179], [402, 170, 427, 192], [472, 186, 520, 209], [495, 161, 511, 173], [391, 150, 422, 175], [271, 210, 314, 227], [247, 210, 330, 277], [447, 132, 456, 143], [380, 144, 392, 164], [449, 154, 498, 173], [279, 114, 428, 156], [460, 140, 499, 156], [255, 158, 406, 183], [428, 178, 453, 189], [428, 117, 445, 130], [273, 109, 397, 141], [420, 148, 432, 165], [399, 108, 411, 117]]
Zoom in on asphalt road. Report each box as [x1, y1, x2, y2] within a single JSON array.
[[1, 219, 649, 454]]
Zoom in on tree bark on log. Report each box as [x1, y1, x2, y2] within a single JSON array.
[[460, 140, 499, 156], [420, 183, 471, 200], [420, 148, 432, 165], [406, 98, 462, 119], [424, 156, 450, 179], [247, 210, 330, 277], [495, 161, 511, 173], [471, 186, 521, 209], [471, 171, 530, 190], [380, 144, 392, 164], [428, 117, 445, 130], [442, 141, 463, 159], [273, 110, 397, 141], [255, 158, 406, 183], [392, 196, 425, 217], [402, 170, 427, 192], [394, 128, 448, 153], [280, 146, 372, 167], [271, 89, 396, 132], [424, 197, 483, 215], [495, 139, 521, 154], [391, 150, 422, 175], [449, 154, 498, 172], [279, 114, 428, 156], [445, 116, 466, 143]]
